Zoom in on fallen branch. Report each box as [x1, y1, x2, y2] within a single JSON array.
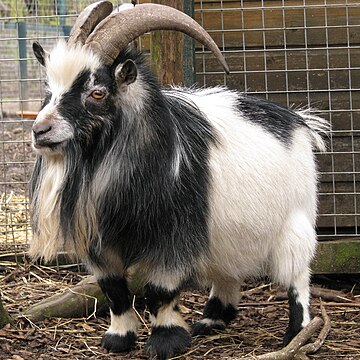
[[321, 302, 360, 308], [20, 268, 146, 323], [274, 287, 356, 303], [311, 288, 355, 303], [300, 302, 331, 355], [241, 304, 331, 360], [238, 301, 285, 307], [242, 317, 323, 359], [21, 276, 107, 323]]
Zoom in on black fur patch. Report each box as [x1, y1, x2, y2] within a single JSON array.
[[283, 287, 305, 345], [192, 320, 225, 336], [145, 325, 191, 360], [98, 276, 131, 315], [33, 42, 46, 66], [203, 297, 237, 324], [193, 296, 237, 336], [145, 284, 179, 317], [238, 95, 305, 145], [101, 331, 136, 353]]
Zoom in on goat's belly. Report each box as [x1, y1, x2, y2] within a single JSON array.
[[205, 209, 281, 280]]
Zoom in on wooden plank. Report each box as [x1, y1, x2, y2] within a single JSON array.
[[318, 181, 359, 228], [194, 50, 360, 100], [140, 1, 360, 51], [193, 0, 360, 49], [312, 240, 360, 274], [16, 111, 37, 119]]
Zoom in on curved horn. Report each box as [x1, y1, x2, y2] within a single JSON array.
[[84, 3, 229, 74], [67, 0, 113, 47]]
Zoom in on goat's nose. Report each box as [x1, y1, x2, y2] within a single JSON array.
[[33, 121, 52, 136]]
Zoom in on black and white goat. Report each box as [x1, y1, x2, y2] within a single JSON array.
[[30, 2, 329, 359]]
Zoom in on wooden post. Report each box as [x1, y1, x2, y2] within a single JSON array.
[[151, 0, 195, 86]]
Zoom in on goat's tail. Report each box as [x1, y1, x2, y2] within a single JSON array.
[[296, 110, 331, 152]]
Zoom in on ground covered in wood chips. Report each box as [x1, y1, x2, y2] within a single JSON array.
[[0, 262, 359, 360]]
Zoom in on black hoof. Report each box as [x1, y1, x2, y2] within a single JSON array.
[[283, 326, 302, 346], [101, 331, 136, 353], [145, 326, 191, 360], [192, 319, 226, 336]]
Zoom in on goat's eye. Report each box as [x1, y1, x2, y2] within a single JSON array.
[[90, 90, 106, 100]]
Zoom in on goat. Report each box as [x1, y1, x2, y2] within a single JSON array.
[[30, 2, 330, 359]]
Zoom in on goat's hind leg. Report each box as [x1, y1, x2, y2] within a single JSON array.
[[283, 270, 312, 345], [192, 279, 239, 336], [97, 275, 139, 353], [271, 212, 315, 345]]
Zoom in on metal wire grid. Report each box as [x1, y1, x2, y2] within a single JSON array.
[[0, 1, 358, 258], [0, 1, 147, 256], [0, 0, 103, 253], [195, 0, 359, 239]]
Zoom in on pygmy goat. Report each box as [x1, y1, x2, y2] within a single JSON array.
[[30, 2, 330, 359]]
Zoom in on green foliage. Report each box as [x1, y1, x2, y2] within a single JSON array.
[[312, 240, 360, 274]]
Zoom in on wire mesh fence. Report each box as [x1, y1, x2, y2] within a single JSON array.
[[0, 0, 104, 257], [0, 0, 359, 260], [195, 0, 359, 239]]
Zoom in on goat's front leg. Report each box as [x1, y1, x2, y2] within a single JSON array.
[[145, 282, 191, 360], [97, 275, 139, 353]]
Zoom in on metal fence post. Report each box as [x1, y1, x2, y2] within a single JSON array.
[[183, 0, 195, 87], [17, 21, 28, 110], [58, 0, 70, 37]]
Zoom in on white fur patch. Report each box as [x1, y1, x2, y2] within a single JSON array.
[[197, 318, 226, 328], [146, 269, 184, 292], [30, 156, 65, 261], [32, 103, 74, 155], [296, 110, 330, 152], [270, 210, 317, 287], [209, 280, 240, 307], [171, 135, 190, 179], [150, 299, 189, 330], [292, 270, 312, 327], [119, 73, 149, 114], [30, 158, 98, 262], [107, 309, 139, 337], [46, 40, 101, 99]]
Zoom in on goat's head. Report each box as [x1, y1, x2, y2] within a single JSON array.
[[32, 1, 229, 156]]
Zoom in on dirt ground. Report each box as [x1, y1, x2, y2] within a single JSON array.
[[0, 262, 359, 360]]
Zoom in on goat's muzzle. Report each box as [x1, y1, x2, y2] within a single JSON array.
[[33, 121, 52, 137], [32, 116, 53, 148], [32, 111, 73, 153]]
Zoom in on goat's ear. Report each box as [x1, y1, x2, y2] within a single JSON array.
[[115, 59, 137, 90], [33, 42, 48, 67]]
